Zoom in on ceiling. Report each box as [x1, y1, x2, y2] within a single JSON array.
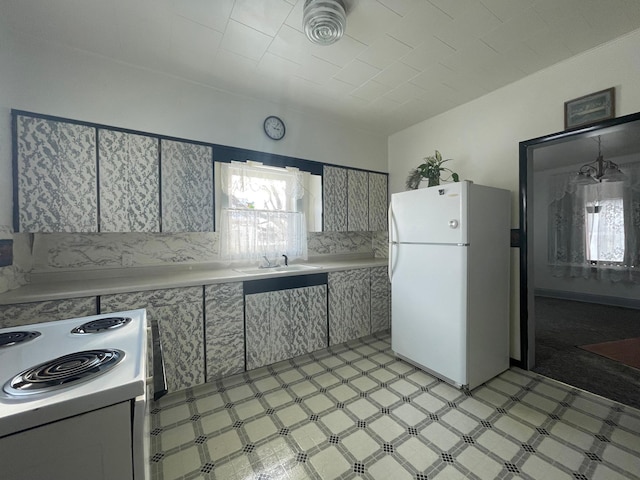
[[3, 0, 640, 135]]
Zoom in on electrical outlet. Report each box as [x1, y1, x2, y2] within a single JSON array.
[[122, 252, 134, 267]]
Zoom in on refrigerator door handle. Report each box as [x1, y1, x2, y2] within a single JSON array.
[[388, 202, 398, 282]]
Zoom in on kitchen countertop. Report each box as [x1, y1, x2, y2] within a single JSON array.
[[0, 256, 388, 305]]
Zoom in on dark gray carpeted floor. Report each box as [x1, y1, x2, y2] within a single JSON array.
[[533, 296, 640, 410]]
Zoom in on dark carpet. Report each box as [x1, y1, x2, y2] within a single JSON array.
[[533, 296, 640, 410]]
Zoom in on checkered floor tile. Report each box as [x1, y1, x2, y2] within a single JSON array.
[[149, 332, 640, 480]]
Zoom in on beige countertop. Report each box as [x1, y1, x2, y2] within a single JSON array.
[[0, 256, 388, 305]]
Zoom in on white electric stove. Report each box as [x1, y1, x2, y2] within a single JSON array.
[[0, 309, 148, 480]]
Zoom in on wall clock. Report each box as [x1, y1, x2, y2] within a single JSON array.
[[263, 116, 285, 140]]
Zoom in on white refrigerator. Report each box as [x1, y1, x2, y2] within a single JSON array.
[[389, 181, 510, 390]]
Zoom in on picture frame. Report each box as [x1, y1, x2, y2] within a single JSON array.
[[564, 87, 615, 129]]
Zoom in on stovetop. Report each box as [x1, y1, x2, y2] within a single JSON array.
[[0, 309, 147, 438]]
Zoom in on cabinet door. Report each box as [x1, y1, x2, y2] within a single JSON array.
[[245, 291, 275, 370], [370, 266, 390, 333], [328, 269, 371, 345], [245, 285, 328, 371], [0, 297, 97, 329], [204, 282, 244, 380], [323, 165, 347, 232], [161, 139, 214, 232], [98, 130, 160, 232], [290, 284, 328, 358], [100, 287, 204, 393], [347, 169, 369, 231], [15, 115, 97, 232], [302, 284, 328, 354], [368, 172, 388, 232], [246, 289, 295, 369]]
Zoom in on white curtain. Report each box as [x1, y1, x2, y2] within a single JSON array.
[[547, 162, 640, 283], [219, 162, 308, 262]]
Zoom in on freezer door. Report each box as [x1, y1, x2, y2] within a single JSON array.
[[390, 243, 468, 386], [390, 182, 467, 244]]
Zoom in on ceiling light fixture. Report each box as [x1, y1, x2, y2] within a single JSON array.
[[303, 0, 346, 46], [574, 136, 625, 184]]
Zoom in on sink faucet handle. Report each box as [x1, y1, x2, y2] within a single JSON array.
[[262, 255, 272, 268], [282, 254, 288, 266]]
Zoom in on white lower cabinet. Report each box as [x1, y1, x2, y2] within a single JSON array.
[[245, 284, 327, 371], [328, 268, 371, 345], [204, 282, 245, 380], [100, 287, 204, 393]]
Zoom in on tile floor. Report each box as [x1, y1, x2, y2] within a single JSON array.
[[149, 332, 640, 480]]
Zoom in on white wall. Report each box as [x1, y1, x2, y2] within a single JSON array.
[[388, 29, 640, 360], [0, 28, 388, 230]]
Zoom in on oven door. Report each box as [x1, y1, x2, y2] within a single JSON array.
[[0, 402, 134, 480]]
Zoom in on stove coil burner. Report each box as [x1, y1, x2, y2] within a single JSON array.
[[4, 349, 124, 395], [0, 331, 41, 348], [71, 316, 132, 334]]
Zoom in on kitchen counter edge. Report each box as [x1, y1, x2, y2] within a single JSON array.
[[0, 258, 389, 305]]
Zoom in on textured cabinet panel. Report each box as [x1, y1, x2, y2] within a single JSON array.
[[348, 170, 369, 232], [323, 166, 347, 232], [0, 297, 97, 329], [328, 269, 371, 345], [204, 282, 244, 380], [161, 139, 214, 232], [100, 287, 204, 393], [368, 172, 388, 232], [270, 290, 295, 365], [303, 284, 328, 353], [370, 266, 390, 333], [246, 285, 328, 371], [16, 115, 97, 232], [245, 291, 272, 370], [98, 130, 160, 232]]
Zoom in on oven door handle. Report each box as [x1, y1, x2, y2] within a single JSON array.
[[151, 320, 168, 401]]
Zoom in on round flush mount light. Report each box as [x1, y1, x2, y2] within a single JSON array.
[[303, 0, 346, 46]]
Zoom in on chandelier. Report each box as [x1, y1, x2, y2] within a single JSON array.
[[574, 136, 625, 184], [303, 0, 347, 46]]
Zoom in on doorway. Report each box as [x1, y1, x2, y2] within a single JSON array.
[[518, 111, 640, 408]]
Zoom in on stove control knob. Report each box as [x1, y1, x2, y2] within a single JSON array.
[[449, 219, 459, 229]]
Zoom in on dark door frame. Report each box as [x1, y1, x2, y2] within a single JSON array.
[[517, 110, 640, 369]]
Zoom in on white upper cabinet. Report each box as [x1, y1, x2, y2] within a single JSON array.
[[160, 139, 214, 232], [15, 115, 98, 232], [98, 129, 160, 232]]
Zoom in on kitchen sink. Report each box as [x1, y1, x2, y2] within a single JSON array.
[[234, 264, 320, 275]]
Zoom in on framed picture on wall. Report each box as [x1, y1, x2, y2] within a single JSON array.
[[564, 87, 615, 129]]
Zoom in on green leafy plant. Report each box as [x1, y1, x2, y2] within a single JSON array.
[[405, 150, 459, 190]]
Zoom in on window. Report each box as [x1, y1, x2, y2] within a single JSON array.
[[547, 162, 640, 283], [584, 198, 625, 263], [218, 162, 315, 263], [583, 182, 625, 265]]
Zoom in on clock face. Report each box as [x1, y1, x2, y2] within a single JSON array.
[[264, 116, 285, 140]]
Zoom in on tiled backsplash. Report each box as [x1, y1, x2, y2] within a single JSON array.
[[7, 230, 389, 275], [26, 232, 221, 272]]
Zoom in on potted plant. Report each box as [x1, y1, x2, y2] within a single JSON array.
[[406, 150, 459, 190]]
